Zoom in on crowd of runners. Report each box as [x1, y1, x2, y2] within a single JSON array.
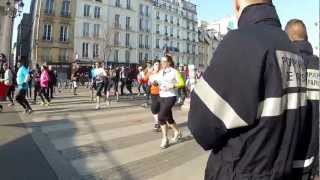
[[0, 54, 204, 148]]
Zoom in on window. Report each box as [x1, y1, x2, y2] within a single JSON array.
[[139, 4, 143, 15], [115, 14, 120, 28], [126, 0, 131, 9], [61, 0, 70, 17], [165, 15, 168, 22], [83, 23, 89, 37], [43, 24, 52, 41], [138, 52, 143, 64], [94, 7, 101, 18], [156, 24, 160, 33], [170, 27, 173, 36], [125, 33, 130, 47], [125, 50, 130, 63], [60, 24, 68, 42], [115, 0, 120, 7], [165, 26, 168, 35], [93, 43, 99, 58], [170, 16, 173, 23], [59, 49, 68, 62], [177, 29, 180, 38], [139, 18, 143, 31], [114, 32, 120, 45], [145, 19, 149, 32], [144, 53, 148, 60], [126, 16, 130, 30], [82, 42, 89, 58], [84, 5, 90, 17], [156, 39, 160, 48], [177, 42, 180, 51], [145, 35, 149, 48], [177, 18, 180, 26], [93, 24, 100, 38], [139, 34, 143, 48], [114, 50, 119, 62], [145, 6, 149, 16], [156, 11, 160, 20], [45, 0, 54, 15]]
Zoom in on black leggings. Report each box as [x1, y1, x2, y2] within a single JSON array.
[[151, 94, 160, 115], [158, 97, 176, 125], [39, 87, 50, 103], [15, 89, 32, 110]]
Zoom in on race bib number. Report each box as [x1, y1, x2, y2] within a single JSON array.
[[276, 50, 307, 89]]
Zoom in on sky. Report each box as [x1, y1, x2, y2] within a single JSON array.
[[13, 0, 320, 55]]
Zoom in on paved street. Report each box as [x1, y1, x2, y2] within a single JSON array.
[[8, 88, 209, 180]]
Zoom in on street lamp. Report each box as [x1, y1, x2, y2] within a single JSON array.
[[5, 0, 24, 67]]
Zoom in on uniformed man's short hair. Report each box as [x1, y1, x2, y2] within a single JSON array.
[[285, 19, 308, 41]]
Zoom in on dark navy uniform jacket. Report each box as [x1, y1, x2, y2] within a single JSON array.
[[291, 40, 319, 179], [188, 3, 309, 180]]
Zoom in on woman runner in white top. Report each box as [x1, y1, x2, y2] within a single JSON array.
[[156, 55, 185, 149]]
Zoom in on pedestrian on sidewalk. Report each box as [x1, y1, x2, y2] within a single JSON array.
[[95, 62, 107, 110], [188, 0, 310, 179], [15, 57, 32, 114], [39, 64, 51, 106], [285, 19, 319, 180], [148, 60, 161, 131], [156, 55, 185, 149], [0, 63, 14, 106], [48, 65, 57, 99], [32, 64, 41, 104]]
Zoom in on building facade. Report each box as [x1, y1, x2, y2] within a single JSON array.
[[198, 22, 221, 68], [0, 0, 16, 64], [73, 0, 199, 66], [31, 0, 76, 78], [16, 13, 33, 64]]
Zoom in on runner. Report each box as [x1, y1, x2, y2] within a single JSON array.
[[39, 64, 51, 106], [15, 57, 33, 114], [156, 55, 185, 149], [149, 60, 161, 131], [94, 62, 107, 110], [105, 67, 119, 105]]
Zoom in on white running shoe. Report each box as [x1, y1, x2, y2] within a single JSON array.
[[160, 138, 169, 149], [171, 131, 182, 143], [96, 105, 100, 110]]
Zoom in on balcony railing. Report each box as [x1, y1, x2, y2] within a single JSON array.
[[44, 9, 54, 16], [114, 23, 121, 29], [60, 11, 70, 17], [59, 56, 69, 62]]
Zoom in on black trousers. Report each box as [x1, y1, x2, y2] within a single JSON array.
[[15, 89, 32, 110], [158, 96, 176, 125], [48, 84, 54, 98], [39, 87, 50, 103], [34, 84, 40, 102], [120, 79, 133, 95], [6, 86, 14, 103]]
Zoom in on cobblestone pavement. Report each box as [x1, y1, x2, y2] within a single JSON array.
[[18, 88, 209, 180]]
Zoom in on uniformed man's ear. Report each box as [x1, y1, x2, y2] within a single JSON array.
[[234, 0, 241, 19]]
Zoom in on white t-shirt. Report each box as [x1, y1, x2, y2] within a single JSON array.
[[156, 67, 179, 98], [95, 68, 106, 83]]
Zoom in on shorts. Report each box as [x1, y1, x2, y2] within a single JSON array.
[[96, 82, 104, 97], [151, 94, 160, 114], [158, 96, 176, 125]]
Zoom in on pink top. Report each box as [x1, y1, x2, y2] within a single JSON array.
[[40, 70, 49, 88]]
